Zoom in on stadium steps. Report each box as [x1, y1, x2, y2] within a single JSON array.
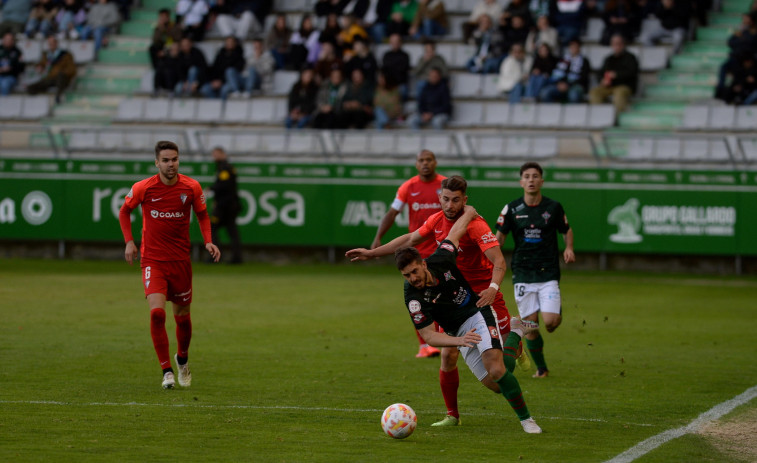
[[613, 6, 743, 132]]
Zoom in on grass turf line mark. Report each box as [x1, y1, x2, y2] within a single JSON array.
[[0, 400, 653, 427], [605, 384, 757, 463]]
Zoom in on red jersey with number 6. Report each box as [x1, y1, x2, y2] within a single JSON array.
[[391, 174, 446, 257], [416, 211, 499, 287], [122, 174, 207, 262]]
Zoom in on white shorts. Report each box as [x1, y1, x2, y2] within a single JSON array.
[[513, 280, 562, 319], [456, 310, 502, 381]]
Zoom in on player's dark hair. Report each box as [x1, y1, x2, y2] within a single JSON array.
[[395, 247, 422, 270], [441, 175, 467, 194], [155, 140, 179, 158], [520, 162, 543, 176]]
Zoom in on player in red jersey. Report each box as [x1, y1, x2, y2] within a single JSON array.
[[371, 149, 447, 358], [119, 140, 221, 390], [347, 175, 514, 427]]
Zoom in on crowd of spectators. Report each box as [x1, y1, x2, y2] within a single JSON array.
[[715, 7, 757, 106]]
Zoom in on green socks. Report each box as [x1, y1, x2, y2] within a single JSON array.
[[526, 333, 547, 371], [502, 332, 521, 373], [495, 372, 530, 420]]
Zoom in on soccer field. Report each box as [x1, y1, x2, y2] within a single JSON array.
[[1, 259, 755, 463]]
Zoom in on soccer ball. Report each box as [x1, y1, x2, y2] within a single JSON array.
[[381, 403, 417, 439]]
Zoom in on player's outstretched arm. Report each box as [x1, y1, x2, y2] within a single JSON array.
[[346, 230, 425, 261], [563, 228, 575, 263], [419, 325, 481, 348], [445, 205, 478, 248]]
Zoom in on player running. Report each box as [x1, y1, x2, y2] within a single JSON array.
[[495, 162, 575, 378], [347, 175, 516, 427], [371, 149, 446, 358], [119, 140, 221, 389], [395, 205, 542, 433]]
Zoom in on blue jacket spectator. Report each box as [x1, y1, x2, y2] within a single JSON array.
[[409, 66, 451, 130], [0, 32, 25, 95]]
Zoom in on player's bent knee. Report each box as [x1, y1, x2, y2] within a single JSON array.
[[545, 321, 561, 332]]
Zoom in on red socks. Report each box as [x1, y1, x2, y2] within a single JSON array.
[[150, 308, 171, 370], [174, 313, 192, 359], [439, 368, 460, 419]]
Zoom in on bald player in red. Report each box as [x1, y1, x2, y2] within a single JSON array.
[[371, 150, 447, 358], [347, 175, 515, 427], [119, 140, 221, 390]]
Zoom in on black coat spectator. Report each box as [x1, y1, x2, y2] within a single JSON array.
[[343, 39, 378, 83], [176, 37, 209, 96], [601, 0, 637, 45], [381, 33, 410, 89], [0, 32, 25, 95], [286, 67, 319, 128], [149, 8, 182, 69], [409, 67, 451, 130]]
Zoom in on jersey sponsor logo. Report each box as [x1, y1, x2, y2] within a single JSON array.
[[180, 193, 187, 204], [541, 211, 551, 222], [481, 231, 497, 243], [441, 243, 455, 253], [524, 226, 542, 243], [408, 300, 421, 313], [452, 288, 469, 306], [411, 202, 441, 212], [150, 210, 185, 219]]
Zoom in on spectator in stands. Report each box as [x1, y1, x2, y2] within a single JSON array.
[[337, 14, 368, 60], [387, 0, 418, 38], [338, 67, 375, 128], [56, 0, 88, 40], [266, 13, 292, 70], [153, 42, 181, 96], [289, 14, 321, 71], [638, 0, 689, 53], [408, 66, 451, 130], [529, 0, 550, 21], [318, 13, 341, 50], [600, 0, 637, 45], [412, 38, 448, 96], [526, 43, 557, 100], [0, 0, 32, 37], [176, 0, 210, 42], [176, 36, 208, 97], [504, 0, 533, 28], [724, 54, 757, 105], [27, 35, 76, 103], [373, 70, 402, 129], [539, 37, 590, 103], [466, 13, 507, 74], [201, 36, 246, 99], [312, 67, 347, 129], [366, 0, 396, 44], [314, 41, 342, 82], [497, 43, 533, 102], [24, 0, 59, 39], [588, 34, 638, 113], [344, 37, 377, 83], [214, 0, 269, 41], [526, 15, 559, 56], [245, 37, 275, 95], [462, 0, 503, 43], [148, 8, 182, 69], [503, 14, 531, 49], [285, 67, 319, 128], [83, 0, 121, 52], [550, 0, 589, 45], [409, 0, 448, 39], [381, 33, 410, 99], [314, 0, 370, 18], [0, 32, 25, 95], [715, 12, 757, 100]]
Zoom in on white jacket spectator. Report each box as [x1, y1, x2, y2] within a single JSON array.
[[497, 44, 533, 93], [469, 0, 504, 22]]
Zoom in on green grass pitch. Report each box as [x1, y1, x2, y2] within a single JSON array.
[[1, 259, 755, 462]]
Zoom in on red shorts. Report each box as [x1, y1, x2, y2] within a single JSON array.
[[141, 259, 193, 305]]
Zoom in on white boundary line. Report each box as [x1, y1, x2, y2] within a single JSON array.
[[605, 385, 757, 463], [0, 400, 653, 427]]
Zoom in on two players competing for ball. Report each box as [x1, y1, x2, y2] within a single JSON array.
[[119, 141, 221, 389]]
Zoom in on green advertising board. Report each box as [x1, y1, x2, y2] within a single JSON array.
[[1, 158, 755, 255]]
